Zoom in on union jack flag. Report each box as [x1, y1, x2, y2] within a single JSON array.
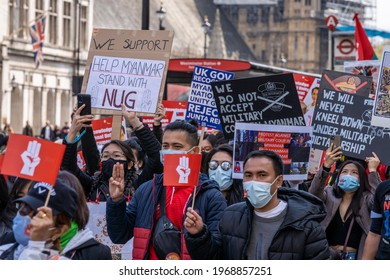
[[29, 15, 46, 68]]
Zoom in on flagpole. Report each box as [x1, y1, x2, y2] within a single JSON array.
[[9, 10, 50, 39]]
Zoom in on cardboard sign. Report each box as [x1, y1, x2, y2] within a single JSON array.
[[311, 72, 390, 165], [86, 55, 165, 114], [2, 134, 65, 185], [81, 29, 174, 116], [92, 117, 113, 145], [233, 123, 312, 180], [163, 154, 202, 187], [212, 73, 305, 139], [372, 46, 390, 128], [185, 66, 234, 129]]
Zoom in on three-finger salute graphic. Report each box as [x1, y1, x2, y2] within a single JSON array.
[[20, 140, 41, 176], [176, 156, 191, 184]]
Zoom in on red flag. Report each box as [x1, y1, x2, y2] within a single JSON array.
[[353, 13, 377, 61], [1, 134, 65, 185], [163, 154, 202, 187], [29, 15, 46, 68]]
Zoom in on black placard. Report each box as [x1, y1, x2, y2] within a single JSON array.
[[311, 71, 390, 165], [212, 73, 305, 139]]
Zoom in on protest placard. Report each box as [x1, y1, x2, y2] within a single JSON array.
[[311, 71, 390, 165], [294, 73, 321, 127], [92, 117, 113, 146], [141, 100, 187, 130], [344, 60, 380, 99], [185, 66, 234, 129], [82, 29, 174, 115], [2, 134, 65, 185], [371, 46, 390, 128], [212, 73, 305, 139], [233, 123, 312, 180], [163, 154, 202, 187], [87, 202, 133, 260]]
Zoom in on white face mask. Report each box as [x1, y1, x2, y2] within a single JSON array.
[[243, 176, 279, 209]]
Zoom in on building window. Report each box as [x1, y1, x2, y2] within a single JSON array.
[[305, 36, 309, 60], [80, 4, 88, 49], [305, 0, 311, 5], [274, 2, 284, 22], [9, 0, 29, 38], [35, 0, 44, 18], [246, 6, 258, 25], [48, 0, 57, 44], [260, 6, 270, 23], [295, 0, 300, 2], [261, 50, 267, 62], [63, 1, 71, 47], [294, 35, 298, 60]]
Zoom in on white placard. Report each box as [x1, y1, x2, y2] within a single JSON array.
[[86, 55, 165, 114]]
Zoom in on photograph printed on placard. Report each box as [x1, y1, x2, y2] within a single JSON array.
[[374, 50, 390, 118]]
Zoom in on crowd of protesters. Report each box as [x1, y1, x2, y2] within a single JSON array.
[[0, 102, 389, 260]]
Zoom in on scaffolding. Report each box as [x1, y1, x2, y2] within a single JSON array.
[[324, 0, 377, 27]]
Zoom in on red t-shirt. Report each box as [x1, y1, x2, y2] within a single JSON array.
[[148, 186, 195, 260]]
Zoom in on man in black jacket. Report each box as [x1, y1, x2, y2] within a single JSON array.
[[185, 150, 330, 260]]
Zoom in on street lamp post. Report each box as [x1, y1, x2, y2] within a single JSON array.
[[156, 1, 166, 30], [202, 15, 211, 59]]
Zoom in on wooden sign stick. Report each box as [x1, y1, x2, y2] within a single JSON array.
[[192, 122, 206, 209]]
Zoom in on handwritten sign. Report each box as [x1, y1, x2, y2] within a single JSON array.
[[81, 29, 174, 116], [86, 56, 165, 113], [185, 66, 234, 129]]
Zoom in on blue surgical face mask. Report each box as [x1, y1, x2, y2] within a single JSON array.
[[159, 146, 195, 165], [243, 176, 279, 209], [209, 166, 233, 191], [12, 212, 31, 246], [337, 175, 360, 192]]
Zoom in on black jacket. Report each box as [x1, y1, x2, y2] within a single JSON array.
[[186, 187, 330, 260], [107, 173, 227, 259]]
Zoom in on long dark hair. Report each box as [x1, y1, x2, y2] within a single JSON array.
[[203, 144, 244, 206], [91, 140, 138, 199], [57, 171, 89, 230], [331, 160, 370, 220]]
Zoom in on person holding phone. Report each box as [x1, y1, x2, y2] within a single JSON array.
[[309, 144, 381, 259]]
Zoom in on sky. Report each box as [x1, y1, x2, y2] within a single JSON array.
[[376, 0, 390, 32]]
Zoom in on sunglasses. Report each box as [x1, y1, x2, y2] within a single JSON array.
[[17, 203, 37, 217], [208, 160, 232, 171]]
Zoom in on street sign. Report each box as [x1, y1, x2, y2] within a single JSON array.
[[325, 15, 338, 31], [337, 39, 355, 55]]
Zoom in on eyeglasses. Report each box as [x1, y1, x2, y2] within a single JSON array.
[[101, 151, 126, 161], [208, 160, 232, 171]]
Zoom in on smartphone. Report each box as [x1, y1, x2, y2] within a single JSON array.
[[330, 135, 341, 149], [77, 94, 92, 125]]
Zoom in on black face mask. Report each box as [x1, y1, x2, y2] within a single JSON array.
[[101, 158, 128, 180]]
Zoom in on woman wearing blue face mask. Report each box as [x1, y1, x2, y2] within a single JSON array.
[[202, 145, 244, 206], [309, 144, 381, 260]]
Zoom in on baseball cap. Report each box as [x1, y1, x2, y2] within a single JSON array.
[[15, 179, 78, 218]]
